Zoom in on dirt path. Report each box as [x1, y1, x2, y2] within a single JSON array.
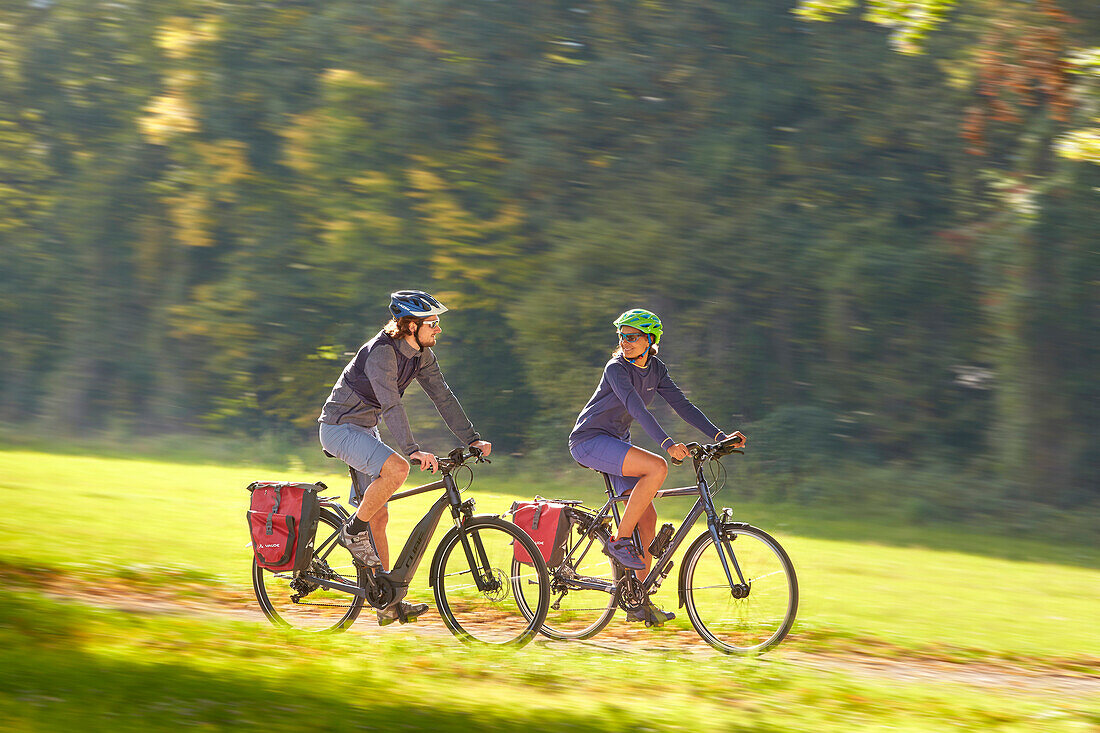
[[29, 574, 1099, 697]]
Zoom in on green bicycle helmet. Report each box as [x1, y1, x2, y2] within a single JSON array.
[[614, 308, 663, 347]]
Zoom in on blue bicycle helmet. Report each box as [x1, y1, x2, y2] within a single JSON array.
[[389, 290, 448, 319]]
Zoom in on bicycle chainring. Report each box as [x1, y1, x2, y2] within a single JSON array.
[[616, 575, 647, 613], [365, 572, 396, 609]]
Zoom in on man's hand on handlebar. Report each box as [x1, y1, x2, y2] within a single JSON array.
[[470, 440, 492, 457], [409, 450, 439, 474]]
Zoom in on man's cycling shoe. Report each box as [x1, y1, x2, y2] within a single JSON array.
[[626, 602, 676, 627], [604, 538, 645, 570], [377, 601, 429, 627], [339, 523, 382, 569]]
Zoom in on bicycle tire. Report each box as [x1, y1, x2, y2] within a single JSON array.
[[252, 509, 367, 632], [432, 517, 550, 647], [513, 520, 620, 640], [680, 525, 797, 654]]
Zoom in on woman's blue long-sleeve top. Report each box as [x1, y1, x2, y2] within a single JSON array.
[[568, 354, 723, 449]]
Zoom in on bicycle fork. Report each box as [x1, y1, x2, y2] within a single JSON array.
[[455, 513, 500, 592], [441, 474, 498, 593]]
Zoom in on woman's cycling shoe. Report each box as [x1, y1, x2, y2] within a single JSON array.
[[604, 538, 645, 570], [377, 601, 429, 626], [627, 602, 676, 626]]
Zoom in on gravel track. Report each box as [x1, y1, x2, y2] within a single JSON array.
[[36, 579, 1100, 697]]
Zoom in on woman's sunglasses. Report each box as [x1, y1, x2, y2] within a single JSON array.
[[617, 331, 649, 344]]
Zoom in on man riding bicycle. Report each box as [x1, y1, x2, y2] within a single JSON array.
[[318, 290, 492, 625]]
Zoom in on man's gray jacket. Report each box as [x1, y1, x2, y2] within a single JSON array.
[[318, 331, 479, 455]]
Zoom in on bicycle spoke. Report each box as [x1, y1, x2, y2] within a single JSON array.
[[252, 511, 367, 632], [515, 522, 619, 641], [434, 518, 548, 646], [683, 527, 797, 653]]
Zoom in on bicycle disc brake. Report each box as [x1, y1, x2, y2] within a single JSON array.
[[479, 567, 509, 603]]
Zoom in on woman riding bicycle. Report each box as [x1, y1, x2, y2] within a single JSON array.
[[568, 309, 744, 626]]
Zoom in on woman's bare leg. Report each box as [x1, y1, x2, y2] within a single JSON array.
[[634, 504, 658, 580], [613, 446, 667, 544]]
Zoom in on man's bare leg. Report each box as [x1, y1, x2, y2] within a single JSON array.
[[352, 454, 408, 564]]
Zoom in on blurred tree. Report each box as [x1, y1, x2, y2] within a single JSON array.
[[796, 0, 1098, 500], [0, 0, 1094, 503]]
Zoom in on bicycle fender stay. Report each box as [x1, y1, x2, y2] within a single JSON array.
[[427, 514, 500, 587]]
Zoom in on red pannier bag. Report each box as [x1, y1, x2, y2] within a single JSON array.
[[247, 482, 321, 573], [511, 499, 570, 566]]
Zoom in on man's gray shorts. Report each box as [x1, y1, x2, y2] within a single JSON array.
[[318, 422, 397, 506]]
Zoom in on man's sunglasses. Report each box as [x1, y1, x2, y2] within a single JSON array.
[[617, 331, 649, 343], [420, 319, 441, 329]]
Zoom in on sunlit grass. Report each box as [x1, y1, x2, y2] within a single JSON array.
[[0, 591, 1095, 732], [1, 448, 1098, 664]]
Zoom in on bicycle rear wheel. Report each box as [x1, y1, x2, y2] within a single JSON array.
[[513, 521, 619, 640], [432, 517, 549, 646], [252, 509, 367, 632], [681, 525, 797, 653]]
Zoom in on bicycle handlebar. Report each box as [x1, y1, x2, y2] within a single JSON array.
[[409, 445, 491, 472], [670, 434, 745, 466]]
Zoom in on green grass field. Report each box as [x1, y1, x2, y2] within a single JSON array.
[[0, 448, 1097, 731]]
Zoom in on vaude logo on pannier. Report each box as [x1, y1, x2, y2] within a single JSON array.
[[260, 543, 282, 549]]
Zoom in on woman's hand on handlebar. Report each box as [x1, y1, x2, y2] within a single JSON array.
[[666, 442, 690, 463], [409, 450, 439, 473], [720, 430, 746, 448], [470, 440, 492, 457]]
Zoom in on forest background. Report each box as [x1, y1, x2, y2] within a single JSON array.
[[0, 0, 1096, 537]]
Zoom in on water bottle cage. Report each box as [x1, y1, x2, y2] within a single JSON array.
[[648, 522, 675, 557]]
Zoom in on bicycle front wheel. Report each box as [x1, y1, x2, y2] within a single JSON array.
[[513, 522, 620, 640], [432, 517, 549, 646], [681, 525, 797, 653], [252, 509, 367, 632]]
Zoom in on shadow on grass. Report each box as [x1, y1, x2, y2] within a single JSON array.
[[1, 653, 621, 732], [0, 592, 767, 733]]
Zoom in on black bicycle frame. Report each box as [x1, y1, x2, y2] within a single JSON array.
[[298, 468, 490, 599], [583, 459, 749, 594]]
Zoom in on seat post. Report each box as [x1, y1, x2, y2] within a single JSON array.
[[602, 472, 623, 525]]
